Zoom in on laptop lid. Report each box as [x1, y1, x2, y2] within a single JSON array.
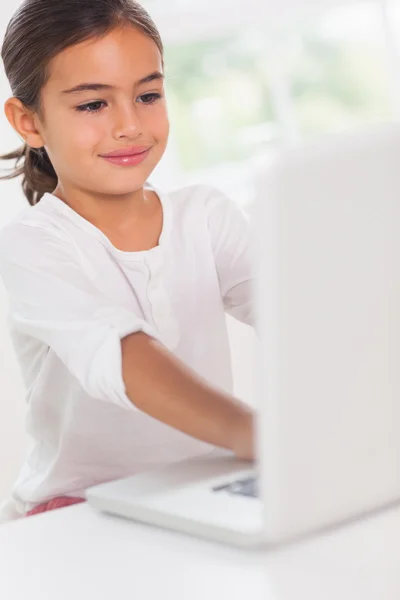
[[254, 124, 400, 543]]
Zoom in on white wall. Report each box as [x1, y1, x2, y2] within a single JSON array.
[[145, 0, 373, 42]]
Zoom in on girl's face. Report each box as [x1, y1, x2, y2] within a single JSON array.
[[35, 26, 169, 197]]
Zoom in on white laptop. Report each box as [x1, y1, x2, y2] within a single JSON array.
[[87, 123, 400, 548]]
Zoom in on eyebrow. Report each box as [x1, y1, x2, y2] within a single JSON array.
[[60, 71, 164, 95]]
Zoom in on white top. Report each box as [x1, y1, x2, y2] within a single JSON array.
[[0, 184, 253, 515]]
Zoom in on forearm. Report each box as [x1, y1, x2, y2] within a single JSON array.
[[121, 332, 254, 459]]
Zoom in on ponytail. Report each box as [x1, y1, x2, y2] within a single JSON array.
[[0, 144, 58, 206]]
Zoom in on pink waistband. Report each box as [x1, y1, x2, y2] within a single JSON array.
[[26, 496, 86, 517]]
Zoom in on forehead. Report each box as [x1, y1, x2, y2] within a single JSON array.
[[45, 26, 163, 91]]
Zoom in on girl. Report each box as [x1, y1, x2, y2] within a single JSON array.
[[0, 0, 255, 519]]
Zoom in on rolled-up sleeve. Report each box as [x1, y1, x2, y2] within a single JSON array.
[[0, 223, 160, 410], [205, 187, 255, 327]]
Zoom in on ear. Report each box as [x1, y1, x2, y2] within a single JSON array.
[[4, 97, 45, 149]]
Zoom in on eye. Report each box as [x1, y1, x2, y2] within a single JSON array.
[[75, 101, 107, 113], [137, 92, 162, 105]]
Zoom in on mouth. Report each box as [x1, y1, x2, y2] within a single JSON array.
[[100, 147, 151, 167]]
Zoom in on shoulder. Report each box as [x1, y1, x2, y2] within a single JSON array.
[[165, 182, 228, 205], [160, 184, 250, 258], [0, 196, 74, 270], [0, 195, 65, 241], [161, 183, 244, 221]]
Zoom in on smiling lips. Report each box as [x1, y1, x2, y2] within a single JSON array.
[[100, 145, 151, 166]]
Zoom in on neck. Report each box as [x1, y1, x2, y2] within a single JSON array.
[[52, 184, 152, 231]]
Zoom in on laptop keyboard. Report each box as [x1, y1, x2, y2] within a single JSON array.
[[212, 476, 259, 499]]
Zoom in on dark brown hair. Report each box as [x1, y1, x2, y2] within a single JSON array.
[[0, 0, 163, 205]]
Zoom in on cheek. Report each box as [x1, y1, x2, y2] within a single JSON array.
[[48, 124, 99, 160], [50, 107, 104, 148], [72, 120, 105, 149], [146, 105, 170, 142]]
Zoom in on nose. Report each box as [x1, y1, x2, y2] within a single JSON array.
[[112, 103, 142, 139]]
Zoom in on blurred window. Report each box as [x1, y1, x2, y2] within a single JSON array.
[[144, 1, 398, 206]]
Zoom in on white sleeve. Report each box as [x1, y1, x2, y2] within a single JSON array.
[[205, 187, 254, 326], [0, 223, 161, 411]]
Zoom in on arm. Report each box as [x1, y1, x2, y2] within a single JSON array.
[[122, 332, 255, 460], [121, 191, 257, 456]]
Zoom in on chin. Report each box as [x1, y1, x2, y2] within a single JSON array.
[[106, 186, 146, 197], [95, 177, 149, 196]]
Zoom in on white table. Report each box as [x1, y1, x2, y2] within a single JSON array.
[[0, 501, 399, 600]]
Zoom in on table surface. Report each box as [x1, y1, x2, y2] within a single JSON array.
[[0, 499, 400, 600]]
